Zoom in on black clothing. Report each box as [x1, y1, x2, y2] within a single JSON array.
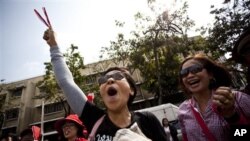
[[81, 102, 167, 141]]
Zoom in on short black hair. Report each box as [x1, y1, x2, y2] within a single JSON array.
[[103, 67, 137, 106]]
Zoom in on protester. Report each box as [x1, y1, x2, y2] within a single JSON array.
[[55, 114, 87, 141], [43, 28, 167, 141], [178, 53, 250, 141], [87, 93, 95, 104], [162, 118, 179, 141], [20, 126, 41, 141], [232, 26, 250, 94]]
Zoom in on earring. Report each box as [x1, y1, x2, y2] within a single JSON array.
[[209, 78, 217, 89]]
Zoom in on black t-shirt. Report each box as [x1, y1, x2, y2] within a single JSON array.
[[80, 102, 167, 141]]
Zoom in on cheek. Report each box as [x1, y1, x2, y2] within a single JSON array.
[[99, 85, 105, 97], [71, 127, 78, 134], [200, 73, 211, 86], [182, 78, 188, 86], [119, 81, 132, 94]]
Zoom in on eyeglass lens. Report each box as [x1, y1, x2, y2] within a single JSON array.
[[180, 64, 203, 78], [98, 72, 124, 85]]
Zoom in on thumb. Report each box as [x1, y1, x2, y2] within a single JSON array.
[[48, 26, 53, 31]]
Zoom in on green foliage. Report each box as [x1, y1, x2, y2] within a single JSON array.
[[207, 0, 250, 60], [129, 1, 200, 103], [37, 62, 60, 101], [64, 44, 85, 87], [100, 33, 131, 67], [37, 44, 99, 107], [101, 1, 210, 104]]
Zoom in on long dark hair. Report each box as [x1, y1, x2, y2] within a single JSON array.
[[162, 118, 169, 127], [179, 54, 232, 95]]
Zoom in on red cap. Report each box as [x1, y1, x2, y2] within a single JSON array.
[[54, 114, 85, 136]]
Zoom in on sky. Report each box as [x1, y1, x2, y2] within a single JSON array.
[[0, 0, 223, 83]]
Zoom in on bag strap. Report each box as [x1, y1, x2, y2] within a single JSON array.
[[88, 115, 105, 141], [190, 100, 217, 141]]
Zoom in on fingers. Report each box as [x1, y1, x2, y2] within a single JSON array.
[[212, 87, 235, 117], [213, 87, 234, 107], [214, 87, 234, 100], [43, 28, 57, 47], [43, 29, 49, 40]]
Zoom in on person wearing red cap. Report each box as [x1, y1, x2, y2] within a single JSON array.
[[42, 28, 167, 141], [232, 26, 250, 95], [55, 114, 87, 141], [87, 93, 95, 104], [20, 126, 41, 141]]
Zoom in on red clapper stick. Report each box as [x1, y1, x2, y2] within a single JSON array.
[[34, 7, 52, 27]]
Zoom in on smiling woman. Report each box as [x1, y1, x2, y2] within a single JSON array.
[[177, 53, 250, 141], [54, 114, 87, 141], [43, 28, 167, 141]]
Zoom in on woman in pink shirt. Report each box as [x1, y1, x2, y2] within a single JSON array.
[[178, 53, 250, 141]]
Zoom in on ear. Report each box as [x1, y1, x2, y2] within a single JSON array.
[[130, 88, 134, 96], [208, 72, 214, 79]]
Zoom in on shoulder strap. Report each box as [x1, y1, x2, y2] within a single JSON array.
[[88, 115, 105, 141], [190, 101, 217, 141]]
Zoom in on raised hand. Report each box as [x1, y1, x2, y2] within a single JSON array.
[[212, 86, 235, 117], [43, 27, 57, 47]]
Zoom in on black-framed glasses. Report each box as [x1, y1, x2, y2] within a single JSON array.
[[98, 72, 125, 85], [62, 123, 75, 128], [180, 64, 203, 78]]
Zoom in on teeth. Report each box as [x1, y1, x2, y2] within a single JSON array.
[[188, 79, 199, 85]]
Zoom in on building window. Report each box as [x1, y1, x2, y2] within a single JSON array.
[[44, 103, 63, 114], [1, 127, 17, 136], [5, 108, 19, 120], [44, 120, 57, 133], [11, 88, 22, 97]]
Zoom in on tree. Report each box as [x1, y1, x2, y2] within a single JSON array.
[[207, 0, 250, 61], [37, 44, 99, 116], [129, 1, 204, 104], [101, 1, 207, 104]]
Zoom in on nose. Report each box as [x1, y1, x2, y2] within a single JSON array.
[[186, 71, 195, 77], [106, 77, 115, 84]]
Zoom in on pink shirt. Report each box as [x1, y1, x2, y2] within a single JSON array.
[[178, 91, 250, 141]]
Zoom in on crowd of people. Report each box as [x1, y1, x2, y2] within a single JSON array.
[[41, 23, 250, 141], [2, 24, 250, 141]]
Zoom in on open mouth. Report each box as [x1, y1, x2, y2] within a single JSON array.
[[188, 79, 200, 86], [64, 131, 69, 135], [107, 86, 117, 96]]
